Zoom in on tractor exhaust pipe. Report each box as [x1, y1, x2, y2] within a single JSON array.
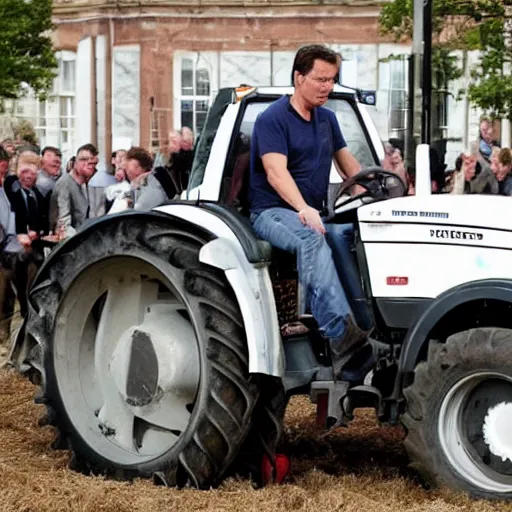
[[415, 144, 432, 196]]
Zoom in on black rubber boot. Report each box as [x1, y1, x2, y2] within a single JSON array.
[[329, 316, 371, 382]]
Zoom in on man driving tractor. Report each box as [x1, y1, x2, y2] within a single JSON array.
[[248, 44, 374, 382]]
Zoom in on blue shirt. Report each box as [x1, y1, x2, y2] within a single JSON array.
[[248, 95, 346, 214]]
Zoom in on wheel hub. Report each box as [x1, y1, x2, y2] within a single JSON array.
[[483, 402, 512, 463], [109, 304, 200, 411], [438, 372, 512, 493]]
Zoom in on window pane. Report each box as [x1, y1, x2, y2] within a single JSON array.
[[390, 109, 406, 132], [390, 90, 406, 110], [37, 129, 46, 146], [181, 59, 194, 96], [62, 60, 75, 92], [39, 102, 46, 126], [181, 99, 194, 130], [390, 58, 406, 89], [60, 96, 68, 117], [196, 68, 210, 96], [195, 99, 209, 133], [326, 98, 377, 168]]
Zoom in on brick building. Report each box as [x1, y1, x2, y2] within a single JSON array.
[[11, 0, 490, 170]]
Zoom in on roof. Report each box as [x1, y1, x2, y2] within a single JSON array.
[[252, 85, 358, 96]]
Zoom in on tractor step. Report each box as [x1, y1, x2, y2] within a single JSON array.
[[310, 381, 350, 428], [310, 381, 383, 428]]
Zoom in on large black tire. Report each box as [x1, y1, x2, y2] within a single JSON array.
[[402, 328, 512, 500], [26, 213, 259, 489], [230, 376, 287, 486]]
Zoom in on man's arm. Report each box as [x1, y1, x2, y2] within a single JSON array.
[[53, 181, 75, 238], [333, 147, 361, 179], [262, 153, 308, 212], [261, 153, 325, 234]]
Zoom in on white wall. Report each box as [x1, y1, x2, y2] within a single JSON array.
[[112, 44, 140, 150], [95, 35, 107, 171], [76, 37, 92, 147]]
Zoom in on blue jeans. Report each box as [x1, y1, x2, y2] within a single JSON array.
[[251, 207, 372, 339]]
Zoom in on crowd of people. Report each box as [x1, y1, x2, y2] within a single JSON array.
[[0, 127, 195, 343], [383, 118, 512, 196]]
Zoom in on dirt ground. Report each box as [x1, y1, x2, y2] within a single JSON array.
[[0, 369, 511, 512]]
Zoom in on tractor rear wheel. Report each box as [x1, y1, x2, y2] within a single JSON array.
[[26, 214, 258, 488], [402, 328, 512, 500]]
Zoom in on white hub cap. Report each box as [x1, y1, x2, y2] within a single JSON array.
[[483, 402, 512, 462], [438, 372, 512, 494]]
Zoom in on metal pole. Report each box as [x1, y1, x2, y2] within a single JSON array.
[[421, 0, 433, 144], [407, 0, 424, 170], [501, 6, 512, 147]]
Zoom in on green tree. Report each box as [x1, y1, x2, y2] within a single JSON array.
[[379, 0, 512, 122], [0, 0, 57, 100]]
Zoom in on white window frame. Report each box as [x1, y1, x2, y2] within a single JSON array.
[[173, 51, 218, 135], [388, 55, 409, 138]]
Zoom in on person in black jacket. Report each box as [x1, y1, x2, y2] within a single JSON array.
[[10, 153, 49, 239], [10, 153, 49, 317]]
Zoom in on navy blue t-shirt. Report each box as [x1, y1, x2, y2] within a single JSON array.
[[248, 95, 346, 214]]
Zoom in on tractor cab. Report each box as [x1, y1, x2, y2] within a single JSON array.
[[186, 85, 386, 218], [185, 85, 406, 335]]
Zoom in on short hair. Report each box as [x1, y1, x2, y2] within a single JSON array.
[[16, 153, 41, 174], [126, 146, 153, 172], [17, 144, 40, 155], [0, 147, 9, 162], [291, 44, 339, 85], [42, 146, 62, 158], [455, 152, 481, 174], [76, 143, 98, 157], [498, 148, 512, 167]]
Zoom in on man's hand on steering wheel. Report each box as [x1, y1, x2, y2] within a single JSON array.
[[351, 183, 367, 197], [298, 206, 326, 234], [335, 167, 408, 205]]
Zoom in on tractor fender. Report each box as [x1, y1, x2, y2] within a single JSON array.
[[32, 207, 284, 379], [153, 203, 283, 379], [399, 278, 512, 374]]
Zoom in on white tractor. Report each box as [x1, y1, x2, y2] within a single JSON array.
[[10, 84, 512, 500]]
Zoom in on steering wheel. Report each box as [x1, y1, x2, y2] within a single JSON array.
[[334, 166, 408, 208]]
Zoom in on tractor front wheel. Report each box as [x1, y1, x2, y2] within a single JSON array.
[[26, 215, 258, 489], [402, 328, 512, 500]]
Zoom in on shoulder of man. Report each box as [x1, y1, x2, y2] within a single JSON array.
[[151, 167, 177, 199], [256, 96, 288, 123], [54, 172, 72, 192]]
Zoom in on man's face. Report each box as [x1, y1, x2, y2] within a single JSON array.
[[296, 59, 338, 108], [75, 150, 98, 182], [180, 129, 194, 151], [115, 150, 126, 169], [125, 158, 146, 182], [491, 156, 511, 182], [3, 142, 15, 157], [0, 160, 9, 181], [169, 131, 182, 154], [480, 121, 493, 144], [42, 150, 62, 177], [18, 163, 38, 189], [462, 154, 477, 181], [114, 162, 127, 182]]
